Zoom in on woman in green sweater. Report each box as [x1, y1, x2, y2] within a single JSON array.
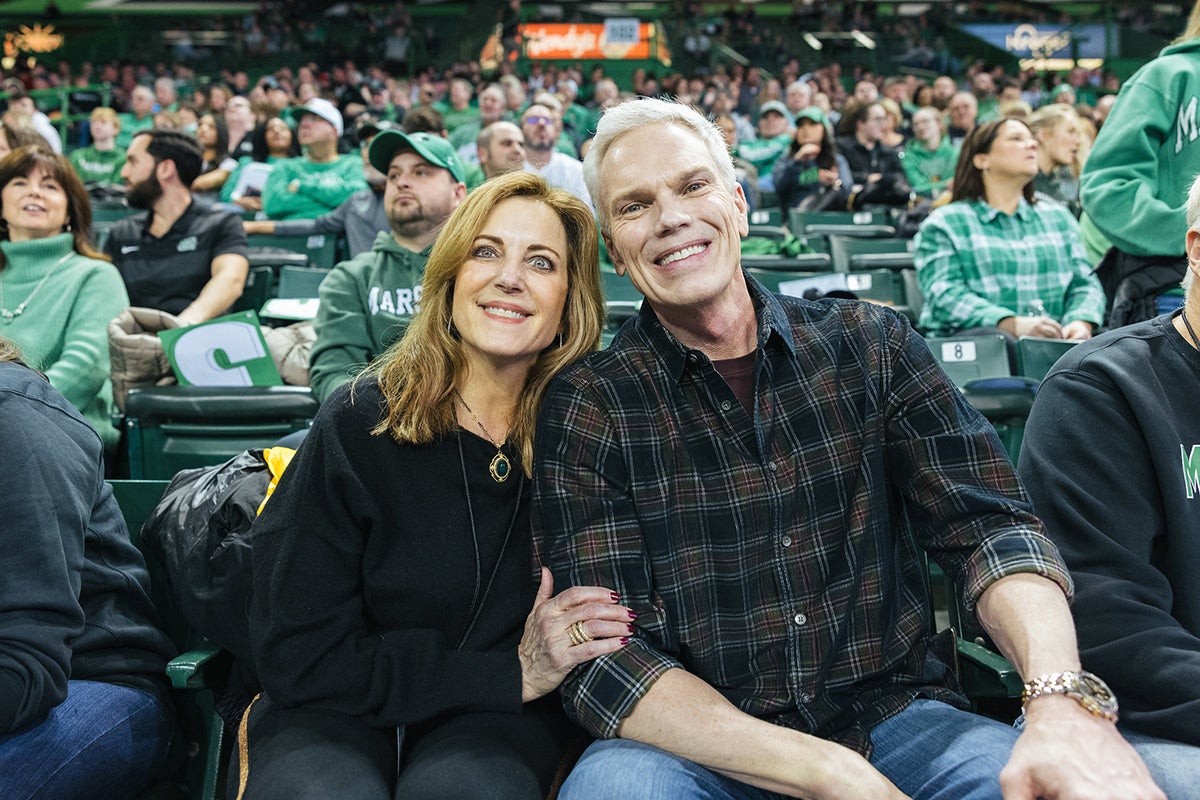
[[0, 147, 128, 451]]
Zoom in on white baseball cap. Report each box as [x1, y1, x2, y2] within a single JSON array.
[[293, 97, 344, 137]]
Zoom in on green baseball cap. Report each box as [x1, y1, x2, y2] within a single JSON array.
[[368, 130, 466, 183], [794, 107, 828, 126]]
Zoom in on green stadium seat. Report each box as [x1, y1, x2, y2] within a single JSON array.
[[923, 334, 1012, 388], [845, 269, 918, 323], [740, 253, 832, 272], [828, 235, 915, 273], [246, 232, 341, 270], [111, 479, 228, 800], [123, 386, 319, 480], [789, 208, 895, 238], [746, 224, 790, 242], [275, 266, 330, 299], [231, 265, 275, 315], [1016, 336, 1078, 381], [748, 207, 783, 226]]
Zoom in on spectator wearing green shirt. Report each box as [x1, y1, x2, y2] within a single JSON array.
[[914, 118, 1104, 345], [903, 106, 958, 199], [450, 84, 506, 163], [68, 108, 125, 187], [435, 78, 479, 137], [735, 100, 792, 193], [116, 87, 155, 150], [262, 98, 368, 220]]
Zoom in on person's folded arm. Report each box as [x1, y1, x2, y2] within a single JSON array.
[[0, 392, 96, 732]]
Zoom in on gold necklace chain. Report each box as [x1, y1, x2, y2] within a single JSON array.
[[454, 389, 512, 483], [0, 250, 73, 325]]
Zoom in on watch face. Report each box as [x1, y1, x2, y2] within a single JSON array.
[[1071, 671, 1120, 719]]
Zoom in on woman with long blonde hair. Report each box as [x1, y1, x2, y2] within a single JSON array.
[[236, 171, 627, 800], [1029, 104, 1086, 217]]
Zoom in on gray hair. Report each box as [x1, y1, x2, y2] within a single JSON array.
[[583, 97, 735, 231], [786, 80, 812, 99], [1186, 173, 1200, 294]]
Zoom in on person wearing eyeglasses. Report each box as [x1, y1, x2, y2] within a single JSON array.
[[520, 103, 593, 212], [835, 100, 911, 209]]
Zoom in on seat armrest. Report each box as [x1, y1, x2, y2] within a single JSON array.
[[167, 644, 228, 690], [956, 637, 1023, 698]]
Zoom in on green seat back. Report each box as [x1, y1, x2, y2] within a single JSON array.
[[1016, 336, 1078, 381]]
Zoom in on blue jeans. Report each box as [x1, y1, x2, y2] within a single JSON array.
[[1120, 728, 1200, 799], [559, 699, 1021, 800], [0, 679, 173, 800]]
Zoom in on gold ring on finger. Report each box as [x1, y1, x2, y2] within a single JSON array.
[[568, 619, 592, 645]]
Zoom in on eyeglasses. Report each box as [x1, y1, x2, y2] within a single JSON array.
[[524, 115, 553, 126]]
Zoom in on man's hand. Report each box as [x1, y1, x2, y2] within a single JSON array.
[[1000, 695, 1164, 800]]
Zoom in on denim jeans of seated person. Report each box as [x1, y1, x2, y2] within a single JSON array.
[[1118, 727, 1200, 799], [0, 679, 173, 800], [559, 698, 1025, 800]]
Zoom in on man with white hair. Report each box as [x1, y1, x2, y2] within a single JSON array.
[[784, 79, 812, 117], [1018, 174, 1200, 798], [533, 97, 1163, 800], [117, 85, 156, 149], [450, 83, 506, 161], [262, 97, 367, 220], [947, 91, 978, 147]]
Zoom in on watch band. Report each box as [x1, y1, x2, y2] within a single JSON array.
[[1021, 670, 1119, 723]]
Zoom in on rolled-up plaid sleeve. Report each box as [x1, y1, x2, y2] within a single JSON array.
[[881, 316, 1074, 610], [532, 372, 683, 739]]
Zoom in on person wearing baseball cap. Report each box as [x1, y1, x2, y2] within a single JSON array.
[[736, 99, 794, 193], [243, 118, 398, 259], [308, 127, 467, 402], [261, 97, 368, 220]]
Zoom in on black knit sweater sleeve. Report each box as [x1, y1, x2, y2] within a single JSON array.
[[250, 381, 526, 728]]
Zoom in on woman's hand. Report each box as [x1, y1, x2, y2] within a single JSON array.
[[518, 567, 632, 702], [1000, 315, 1064, 339], [817, 166, 840, 187], [795, 143, 821, 161], [1061, 320, 1094, 340]]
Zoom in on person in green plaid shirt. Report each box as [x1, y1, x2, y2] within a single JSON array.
[[914, 117, 1105, 340]]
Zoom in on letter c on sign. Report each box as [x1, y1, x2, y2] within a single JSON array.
[[171, 321, 266, 386]]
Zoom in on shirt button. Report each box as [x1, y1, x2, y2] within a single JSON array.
[[687, 353, 698, 364], [798, 692, 812, 704], [781, 536, 793, 547], [793, 612, 807, 626], [767, 462, 777, 472], [720, 400, 732, 412]]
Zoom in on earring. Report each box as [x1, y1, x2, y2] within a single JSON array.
[[558, 332, 564, 349]]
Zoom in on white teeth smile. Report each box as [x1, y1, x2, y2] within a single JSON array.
[[659, 244, 705, 266], [484, 306, 528, 319]]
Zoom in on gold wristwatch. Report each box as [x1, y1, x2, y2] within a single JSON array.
[[1021, 670, 1119, 723]]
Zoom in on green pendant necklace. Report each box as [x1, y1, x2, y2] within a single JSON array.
[[454, 390, 512, 482]]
